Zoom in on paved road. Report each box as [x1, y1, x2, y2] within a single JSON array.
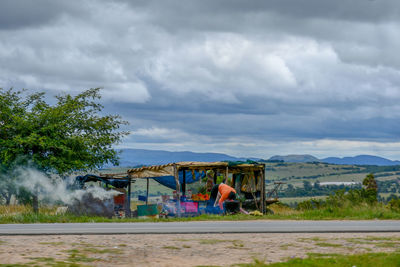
[[0, 220, 399, 235]]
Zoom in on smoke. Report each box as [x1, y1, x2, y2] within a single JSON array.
[[14, 167, 120, 206]]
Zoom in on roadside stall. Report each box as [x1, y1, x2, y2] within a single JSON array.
[[127, 161, 267, 217]]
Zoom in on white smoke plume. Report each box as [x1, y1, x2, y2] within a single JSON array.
[[15, 167, 121, 205]]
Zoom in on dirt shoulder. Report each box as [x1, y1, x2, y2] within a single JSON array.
[[1, 232, 400, 266]]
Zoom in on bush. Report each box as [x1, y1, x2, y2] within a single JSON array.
[[388, 197, 400, 211], [297, 198, 324, 211], [296, 186, 380, 211]]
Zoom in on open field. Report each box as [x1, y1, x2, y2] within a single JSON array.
[[0, 233, 399, 266], [264, 162, 400, 185]]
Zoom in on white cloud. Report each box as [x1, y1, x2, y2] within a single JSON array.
[[2, 0, 400, 159], [132, 127, 210, 143], [102, 81, 150, 103]]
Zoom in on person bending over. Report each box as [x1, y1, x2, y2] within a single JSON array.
[[214, 183, 236, 210]]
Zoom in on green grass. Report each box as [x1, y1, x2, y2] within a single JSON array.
[[80, 247, 122, 254], [279, 243, 293, 250], [346, 236, 400, 247], [230, 240, 245, 249], [273, 204, 400, 220], [234, 252, 400, 267], [28, 257, 56, 263], [0, 257, 90, 267], [1, 203, 400, 223], [0, 242, 124, 267], [376, 242, 400, 248], [39, 241, 65, 245], [314, 242, 343, 248], [198, 239, 228, 245]]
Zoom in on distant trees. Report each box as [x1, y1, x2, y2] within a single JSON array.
[[279, 181, 362, 198], [303, 180, 312, 191]]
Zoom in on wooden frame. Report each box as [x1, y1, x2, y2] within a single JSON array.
[[127, 161, 267, 216]]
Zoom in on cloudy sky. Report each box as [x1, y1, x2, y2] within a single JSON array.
[[1, 0, 400, 159]]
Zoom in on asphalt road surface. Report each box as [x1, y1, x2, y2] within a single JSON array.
[[0, 220, 400, 235]]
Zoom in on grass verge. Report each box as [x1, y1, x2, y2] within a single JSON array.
[[235, 252, 400, 267], [0, 202, 399, 223]]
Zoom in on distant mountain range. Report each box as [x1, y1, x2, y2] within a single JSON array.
[[267, 154, 400, 166], [268, 154, 320, 163], [321, 155, 400, 166], [114, 149, 400, 167], [116, 149, 259, 167]]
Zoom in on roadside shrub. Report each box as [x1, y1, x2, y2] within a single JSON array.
[[325, 189, 346, 208], [297, 198, 323, 211], [387, 197, 400, 211], [296, 186, 380, 211]]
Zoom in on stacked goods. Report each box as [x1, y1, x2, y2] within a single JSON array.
[[137, 204, 159, 218], [191, 193, 210, 201]]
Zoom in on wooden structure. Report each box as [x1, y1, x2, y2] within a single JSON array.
[[127, 161, 267, 215]]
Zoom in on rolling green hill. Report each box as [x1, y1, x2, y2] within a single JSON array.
[[265, 162, 400, 185], [264, 162, 400, 204]]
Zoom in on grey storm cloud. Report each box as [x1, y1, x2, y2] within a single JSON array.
[[0, 1, 81, 30], [1, 0, 400, 158]]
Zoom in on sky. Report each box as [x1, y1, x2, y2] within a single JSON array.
[[1, 0, 400, 160]]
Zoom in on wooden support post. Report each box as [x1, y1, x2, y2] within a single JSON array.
[[225, 166, 229, 184], [182, 169, 186, 197], [146, 178, 149, 205], [32, 186, 39, 214], [32, 194, 39, 214], [125, 178, 131, 217], [173, 164, 181, 217], [261, 166, 266, 214]]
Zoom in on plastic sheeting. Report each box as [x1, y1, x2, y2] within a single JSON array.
[[153, 170, 205, 189], [74, 174, 130, 189]]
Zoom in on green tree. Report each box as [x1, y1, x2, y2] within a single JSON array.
[[0, 88, 129, 204], [362, 173, 378, 204]]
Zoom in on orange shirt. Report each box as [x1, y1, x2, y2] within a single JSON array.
[[218, 184, 236, 209]]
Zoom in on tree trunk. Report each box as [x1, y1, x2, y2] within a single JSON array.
[[32, 194, 39, 214], [5, 193, 12, 205]]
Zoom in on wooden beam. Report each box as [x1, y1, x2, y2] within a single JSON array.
[[125, 178, 131, 217], [174, 164, 181, 217], [146, 178, 149, 205], [261, 166, 266, 214], [182, 168, 186, 196]]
